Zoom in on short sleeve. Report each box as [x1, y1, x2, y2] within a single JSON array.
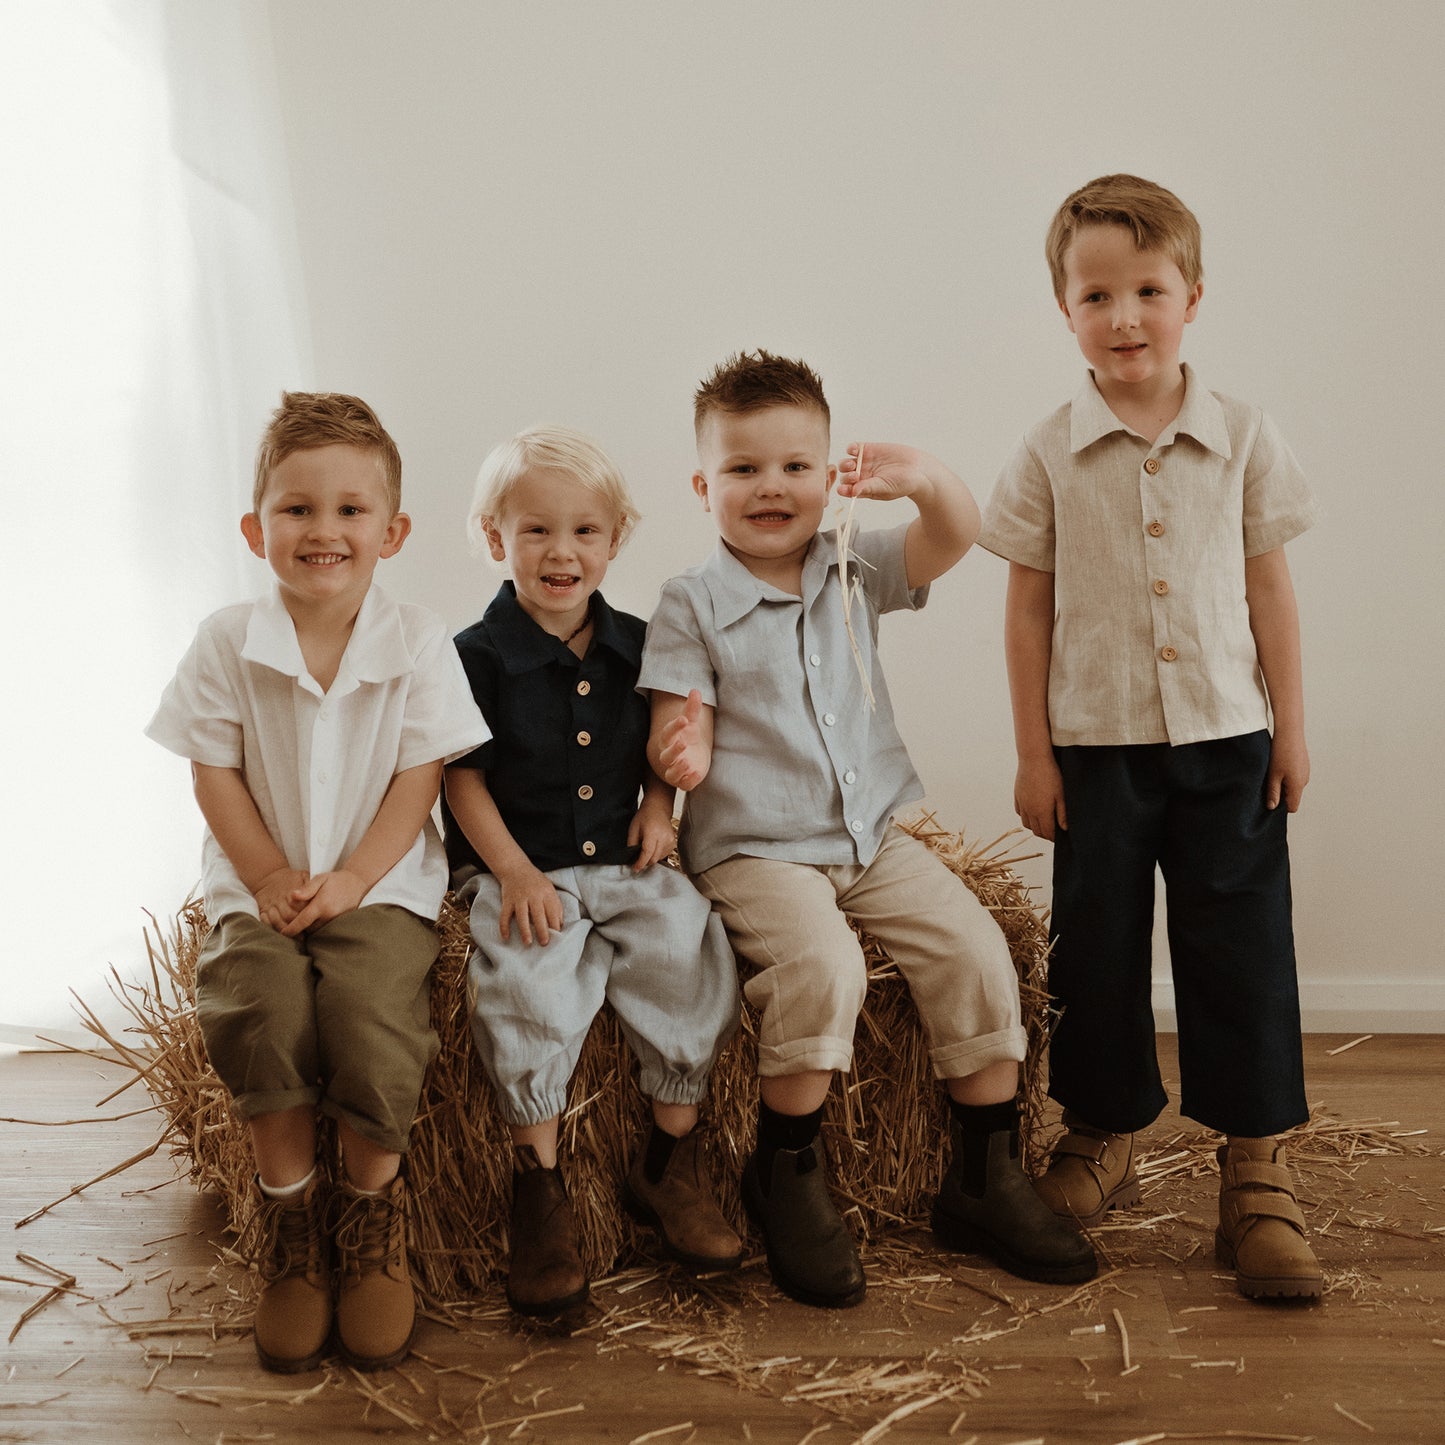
[[447, 628, 500, 772], [637, 580, 717, 706], [978, 438, 1057, 572], [1241, 410, 1318, 557], [144, 622, 245, 767], [851, 522, 929, 615], [395, 620, 492, 773]]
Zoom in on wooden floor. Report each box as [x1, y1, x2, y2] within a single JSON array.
[[3, 1035, 1443, 1444]]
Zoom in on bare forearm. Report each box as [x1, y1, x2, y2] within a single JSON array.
[[191, 763, 291, 891], [442, 766, 534, 880], [1003, 564, 1056, 760], [340, 761, 442, 893], [902, 463, 982, 589], [1246, 549, 1305, 736]]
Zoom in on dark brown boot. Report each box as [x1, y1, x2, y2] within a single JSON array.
[[246, 1174, 332, 1374], [623, 1126, 744, 1270], [507, 1149, 589, 1317], [332, 1174, 416, 1369]]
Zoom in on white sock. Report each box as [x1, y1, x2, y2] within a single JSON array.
[[258, 1166, 315, 1200]]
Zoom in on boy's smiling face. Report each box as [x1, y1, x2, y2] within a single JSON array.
[[241, 443, 408, 619], [484, 468, 621, 636], [1059, 223, 1203, 401], [693, 404, 835, 589]]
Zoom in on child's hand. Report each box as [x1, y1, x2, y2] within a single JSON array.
[[835, 441, 935, 503], [1266, 730, 1310, 812], [1014, 755, 1068, 842], [628, 799, 676, 871], [656, 690, 710, 791], [496, 862, 564, 946], [253, 867, 310, 931], [280, 869, 366, 936]]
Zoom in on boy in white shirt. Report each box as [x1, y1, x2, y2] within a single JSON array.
[[148, 392, 488, 1370]]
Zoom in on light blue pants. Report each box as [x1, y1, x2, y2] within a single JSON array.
[[460, 864, 740, 1127]]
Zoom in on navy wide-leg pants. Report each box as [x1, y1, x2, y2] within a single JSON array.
[[1048, 730, 1308, 1138]]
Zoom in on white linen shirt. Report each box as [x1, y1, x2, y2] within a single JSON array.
[[978, 366, 1318, 747], [147, 583, 490, 923], [637, 523, 928, 875]]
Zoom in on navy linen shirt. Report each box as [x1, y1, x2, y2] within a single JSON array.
[[443, 583, 652, 876]]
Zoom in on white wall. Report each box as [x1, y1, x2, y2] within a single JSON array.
[[254, 0, 1442, 1028]]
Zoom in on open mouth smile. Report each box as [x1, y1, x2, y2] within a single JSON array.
[[301, 553, 348, 566]]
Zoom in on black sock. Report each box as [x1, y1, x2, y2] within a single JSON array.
[[948, 1097, 1019, 1136], [754, 1103, 823, 1191], [947, 1097, 1019, 1196], [643, 1122, 681, 1185]]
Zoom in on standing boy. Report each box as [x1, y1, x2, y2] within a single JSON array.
[[442, 426, 741, 1319], [639, 351, 1095, 1309], [980, 175, 1322, 1298], [148, 393, 489, 1369]]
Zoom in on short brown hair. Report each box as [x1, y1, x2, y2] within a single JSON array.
[[252, 392, 403, 513], [1045, 174, 1203, 301], [693, 350, 830, 435]]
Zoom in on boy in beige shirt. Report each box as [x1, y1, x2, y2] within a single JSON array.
[[980, 175, 1321, 1300]]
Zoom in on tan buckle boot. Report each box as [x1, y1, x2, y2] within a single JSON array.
[[246, 1174, 332, 1373], [506, 1150, 589, 1317], [332, 1174, 417, 1369], [1215, 1138, 1322, 1299], [1036, 1113, 1141, 1227], [623, 1128, 744, 1270]]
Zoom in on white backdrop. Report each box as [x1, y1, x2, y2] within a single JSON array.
[[3, 1, 1441, 1036]]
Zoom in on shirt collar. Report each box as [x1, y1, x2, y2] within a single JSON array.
[[1070, 363, 1232, 459], [242, 583, 414, 694], [698, 533, 833, 628], [482, 581, 639, 674]]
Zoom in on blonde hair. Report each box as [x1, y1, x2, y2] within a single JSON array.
[[1045, 174, 1203, 301], [466, 426, 639, 553], [253, 391, 402, 513]]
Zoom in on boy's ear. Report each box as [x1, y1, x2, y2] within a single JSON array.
[[482, 521, 508, 562], [380, 511, 411, 559], [240, 512, 266, 558], [1057, 296, 1077, 334], [1184, 281, 1204, 322], [691, 472, 710, 511], [826, 463, 837, 493]]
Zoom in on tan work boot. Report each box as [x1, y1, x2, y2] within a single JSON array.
[[247, 1173, 332, 1373], [1215, 1137, 1322, 1300], [332, 1173, 417, 1369], [506, 1149, 589, 1317], [623, 1127, 744, 1270], [1035, 1112, 1141, 1227]]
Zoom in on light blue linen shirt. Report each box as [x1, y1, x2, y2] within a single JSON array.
[[637, 523, 928, 875]]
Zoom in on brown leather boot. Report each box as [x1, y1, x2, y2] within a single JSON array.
[[506, 1149, 589, 1317], [1035, 1112, 1141, 1227], [622, 1126, 744, 1270], [1216, 1137, 1322, 1300], [246, 1174, 332, 1374], [332, 1174, 417, 1369]]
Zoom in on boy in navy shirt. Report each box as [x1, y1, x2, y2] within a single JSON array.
[[443, 426, 741, 1317]]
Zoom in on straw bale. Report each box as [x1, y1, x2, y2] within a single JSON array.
[[110, 816, 1053, 1305]]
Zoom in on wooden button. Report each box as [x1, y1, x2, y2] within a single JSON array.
[[576, 680, 591, 696], [582, 840, 597, 857], [576, 731, 591, 746], [1153, 579, 1169, 595], [577, 785, 594, 800], [1147, 520, 1165, 537], [1160, 645, 1178, 662], [1144, 457, 1160, 474]]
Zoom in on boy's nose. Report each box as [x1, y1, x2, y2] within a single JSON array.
[[1112, 302, 1140, 331]]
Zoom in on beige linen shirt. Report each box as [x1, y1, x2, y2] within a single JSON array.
[[979, 366, 1317, 747]]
